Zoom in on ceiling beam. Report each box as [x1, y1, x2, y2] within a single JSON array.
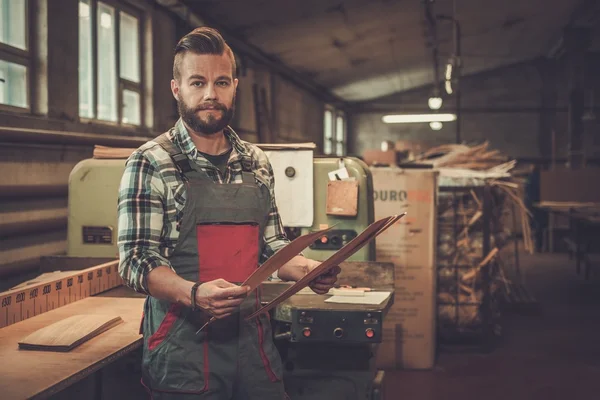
[[345, 58, 538, 107], [154, 0, 347, 107]]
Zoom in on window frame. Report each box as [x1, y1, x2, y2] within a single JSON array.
[[79, 0, 145, 127], [0, 0, 32, 114], [323, 105, 346, 156]]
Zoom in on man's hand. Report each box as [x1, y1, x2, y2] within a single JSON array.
[[307, 260, 341, 295], [194, 279, 250, 319]]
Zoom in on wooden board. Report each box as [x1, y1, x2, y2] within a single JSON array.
[[18, 314, 123, 352], [0, 287, 145, 400], [246, 214, 405, 320], [242, 226, 332, 289], [0, 260, 122, 329]]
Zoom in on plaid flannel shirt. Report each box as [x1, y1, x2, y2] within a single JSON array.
[[117, 119, 290, 295]]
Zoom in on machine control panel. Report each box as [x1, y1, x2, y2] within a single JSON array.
[[290, 309, 383, 343], [308, 229, 358, 251]]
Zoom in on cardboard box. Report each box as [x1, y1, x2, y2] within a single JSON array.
[[362, 150, 398, 166], [370, 167, 438, 370], [540, 167, 600, 203]]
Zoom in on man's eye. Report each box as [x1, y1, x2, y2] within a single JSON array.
[[217, 81, 229, 87], [192, 82, 203, 87]]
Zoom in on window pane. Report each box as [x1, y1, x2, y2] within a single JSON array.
[[0, 60, 28, 108], [336, 142, 343, 156], [0, 0, 27, 50], [336, 115, 344, 141], [324, 139, 332, 155], [324, 110, 333, 139], [119, 12, 140, 83], [122, 89, 140, 125], [78, 0, 94, 118], [97, 2, 117, 122]]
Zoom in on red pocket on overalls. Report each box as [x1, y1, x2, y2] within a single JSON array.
[[196, 223, 259, 283]]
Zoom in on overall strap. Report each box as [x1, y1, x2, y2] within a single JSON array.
[[241, 171, 255, 184], [240, 157, 256, 184], [154, 132, 193, 174]]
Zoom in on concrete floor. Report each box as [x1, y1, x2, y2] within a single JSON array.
[[384, 248, 600, 400]]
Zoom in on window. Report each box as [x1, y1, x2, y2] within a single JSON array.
[[79, 0, 143, 126], [324, 108, 333, 155], [335, 113, 345, 156], [323, 106, 346, 156], [0, 0, 29, 110]]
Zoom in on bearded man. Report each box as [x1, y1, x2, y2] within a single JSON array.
[[116, 27, 340, 400]]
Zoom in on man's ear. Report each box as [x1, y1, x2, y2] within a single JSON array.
[[171, 79, 179, 100], [233, 78, 239, 92]]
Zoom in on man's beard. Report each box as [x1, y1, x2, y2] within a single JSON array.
[[177, 94, 235, 135]]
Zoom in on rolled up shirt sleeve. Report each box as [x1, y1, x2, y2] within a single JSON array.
[[117, 151, 174, 295]]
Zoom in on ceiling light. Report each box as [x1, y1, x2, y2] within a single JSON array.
[[445, 63, 453, 81], [429, 121, 443, 130], [445, 80, 453, 95], [428, 96, 443, 110], [382, 114, 457, 124]]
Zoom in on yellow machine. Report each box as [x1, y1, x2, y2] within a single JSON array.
[[67, 150, 375, 262]]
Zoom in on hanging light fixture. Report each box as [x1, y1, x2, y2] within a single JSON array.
[[444, 58, 454, 95], [428, 95, 443, 110], [429, 121, 443, 130], [382, 113, 456, 123]]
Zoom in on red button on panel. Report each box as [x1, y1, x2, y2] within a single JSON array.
[[303, 327, 312, 337], [365, 328, 375, 338]]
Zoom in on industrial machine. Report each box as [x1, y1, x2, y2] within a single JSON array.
[[65, 144, 391, 400], [299, 157, 375, 262]]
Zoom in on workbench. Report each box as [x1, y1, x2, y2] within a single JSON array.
[[536, 201, 600, 279], [0, 260, 393, 400], [0, 287, 145, 400]]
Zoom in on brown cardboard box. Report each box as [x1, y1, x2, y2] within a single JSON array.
[[362, 150, 398, 166], [370, 167, 438, 370], [540, 167, 600, 202]]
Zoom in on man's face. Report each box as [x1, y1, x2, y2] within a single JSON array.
[[171, 52, 238, 135]]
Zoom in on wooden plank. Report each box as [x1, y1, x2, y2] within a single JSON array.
[[0, 260, 121, 329], [246, 214, 404, 320], [0, 287, 145, 400], [18, 315, 123, 352]]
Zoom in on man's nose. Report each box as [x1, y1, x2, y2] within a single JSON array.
[[203, 83, 217, 101]]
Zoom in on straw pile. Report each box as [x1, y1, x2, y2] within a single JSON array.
[[412, 141, 533, 337]]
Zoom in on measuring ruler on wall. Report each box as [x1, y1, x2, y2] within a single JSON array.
[[0, 260, 123, 329]]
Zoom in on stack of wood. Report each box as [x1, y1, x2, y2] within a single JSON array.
[[436, 188, 506, 336], [412, 142, 534, 338], [413, 141, 534, 253], [416, 141, 512, 171]]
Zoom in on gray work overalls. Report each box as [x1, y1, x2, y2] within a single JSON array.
[[139, 133, 286, 399]]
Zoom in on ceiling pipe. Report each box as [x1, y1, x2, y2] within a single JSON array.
[[154, 0, 347, 107], [423, 0, 441, 90]]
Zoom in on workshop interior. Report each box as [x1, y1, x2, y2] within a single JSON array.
[[1, 0, 600, 399]]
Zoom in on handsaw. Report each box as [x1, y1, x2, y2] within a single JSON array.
[[245, 213, 406, 320], [196, 225, 334, 333]]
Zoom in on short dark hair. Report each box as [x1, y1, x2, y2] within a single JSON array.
[[173, 27, 237, 81]]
